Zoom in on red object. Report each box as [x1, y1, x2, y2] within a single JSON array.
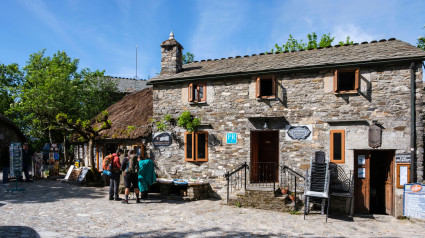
[[411, 184, 422, 192]]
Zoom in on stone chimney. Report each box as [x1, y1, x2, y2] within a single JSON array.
[[160, 31, 184, 74]]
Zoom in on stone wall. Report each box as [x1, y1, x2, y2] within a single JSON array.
[[0, 124, 25, 152], [150, 63, 424, 209]]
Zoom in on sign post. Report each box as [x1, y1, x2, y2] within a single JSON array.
[[403, 183, 425, 219]]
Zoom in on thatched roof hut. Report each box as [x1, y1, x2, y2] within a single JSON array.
[[95, 87, 152, 140]]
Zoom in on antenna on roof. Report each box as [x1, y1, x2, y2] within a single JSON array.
[[135, 44, 138, 80]]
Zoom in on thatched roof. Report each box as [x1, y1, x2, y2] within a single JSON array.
[[0, 113, 26, 141], [95, 87, 152, 140]]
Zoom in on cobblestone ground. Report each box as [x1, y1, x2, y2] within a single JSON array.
[[1, 177, 425, 238]]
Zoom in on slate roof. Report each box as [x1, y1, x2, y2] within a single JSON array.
[[148, 39, 425, 84]]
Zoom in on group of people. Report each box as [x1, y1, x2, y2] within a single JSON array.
[[1, 142, 33, 186], [107, 149, 156, 204]]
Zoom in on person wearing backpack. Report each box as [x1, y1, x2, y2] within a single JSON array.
[[109, 149, 122, 201], [121, 151, 140, 204]]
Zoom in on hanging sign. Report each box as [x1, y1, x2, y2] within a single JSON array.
[[153, 132, 172, 147], [226, 133, 237, 144], [368, 124, 382, 148]]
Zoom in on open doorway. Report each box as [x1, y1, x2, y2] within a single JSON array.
[[354, 150, 394, 215]]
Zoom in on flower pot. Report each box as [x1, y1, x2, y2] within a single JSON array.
[[281, 187, 289, 195], [289, 195, 295, 202]]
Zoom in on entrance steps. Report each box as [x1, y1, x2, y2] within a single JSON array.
[[228, 187, 301, 212]]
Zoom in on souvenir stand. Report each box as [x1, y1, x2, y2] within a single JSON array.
[[7, 142, 25, 193]]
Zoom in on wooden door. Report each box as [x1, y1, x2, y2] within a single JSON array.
[[385, 151, 394, 215], [250, 130, 279, 183], [354, 150, 370, 213]]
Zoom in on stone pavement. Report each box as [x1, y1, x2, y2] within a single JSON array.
[[1, 176, 425, 238]]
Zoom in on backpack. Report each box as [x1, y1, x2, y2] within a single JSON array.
[[126, 155, 139, 174], [102, 154, 113, 171]]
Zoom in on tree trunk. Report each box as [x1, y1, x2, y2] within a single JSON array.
[[88, 139, 98, 181], [48, 128, 53, 144], [63, 132, 67, 166]]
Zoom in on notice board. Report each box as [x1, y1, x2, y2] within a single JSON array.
[[403, 183, 425, 219]]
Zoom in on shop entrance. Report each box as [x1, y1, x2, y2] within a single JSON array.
[[354, 150, 394, 215], [250, 130, 279, 183]]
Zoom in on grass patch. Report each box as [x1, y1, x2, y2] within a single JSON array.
[[290, 210, 301, 215]]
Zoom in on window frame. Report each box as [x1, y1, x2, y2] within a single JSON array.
[[333, 68, 360, 94], [330, 129, 345, 164], [396, 164, 410, 188], [188, 82, 207, 102], [256, 75, 276, 99], [184, 131, 208, 162]]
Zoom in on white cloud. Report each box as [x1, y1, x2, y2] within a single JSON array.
[[333, 24, 380, 44]]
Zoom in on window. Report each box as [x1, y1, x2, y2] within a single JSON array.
[[185, 131, 208, 162], [396, 164, 410, 188], [188, 83, 206, 102], [256, 75, 276, 98], [330, 130, 345, 163], [333, 69, 359, 93]]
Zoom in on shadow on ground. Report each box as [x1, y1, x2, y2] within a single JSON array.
[[0, 226, 40, 238], [106, 227, 286, 238]]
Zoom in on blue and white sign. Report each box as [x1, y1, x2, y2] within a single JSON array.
[[226, 133, 237, 144]]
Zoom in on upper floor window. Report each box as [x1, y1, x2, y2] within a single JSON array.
[[185, 131, 208, 162], [256, 75, 276, 99], [189, 83, 206, 102], [330, 130, 345, 164], [333, 69, 359, 93]]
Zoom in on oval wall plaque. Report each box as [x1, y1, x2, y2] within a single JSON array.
[[153, 132, 172, 147], [287, 126, 311, 140], [368, 124, 382, 148]]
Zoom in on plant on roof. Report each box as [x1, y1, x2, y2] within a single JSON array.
[[339, 36, 354, 46], [418, 25, 425, 51], [267, 32, 343, 53]]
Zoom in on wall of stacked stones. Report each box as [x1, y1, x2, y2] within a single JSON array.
[[151, 63, 423, 198], [0, 125, 24, 149]]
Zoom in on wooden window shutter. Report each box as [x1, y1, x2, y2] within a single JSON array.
[[184, 132, 195, 161], [330, 130, 345, 164], [333, 70, 338, 92], [272, 76, 276, 97], [195, 132, 208, 162], [354, 69, 360, 91], [256, 77, 261, 98], [188, 83, 194, 102]]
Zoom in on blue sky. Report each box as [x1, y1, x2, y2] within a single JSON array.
[[1, 0, 424, 79]]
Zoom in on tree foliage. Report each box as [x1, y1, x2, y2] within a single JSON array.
[[268, 32, 348, 53], [6, 49, 120, 151], [0, 63, 23, 115], [418, 25, 425, 51], [182, 52, 195, 64]]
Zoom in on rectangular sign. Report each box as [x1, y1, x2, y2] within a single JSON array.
[[404, 184, 425, 219], [226, 133, 237, 144], [396, 153, 411, 163]]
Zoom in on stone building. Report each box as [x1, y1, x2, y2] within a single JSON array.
[[147, 32, 425, 217]]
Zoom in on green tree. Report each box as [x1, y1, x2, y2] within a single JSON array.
[[339, 36, 354, 46], [8, 49, 120, 157], [269, 32, 336, 53], [0, 63, 23, 115], [418, 25, 425, 51], [318, 33, 335, 48], [56, 110, 111, 178], [182, 52, 195, 64]]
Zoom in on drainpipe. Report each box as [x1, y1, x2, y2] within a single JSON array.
[[410, 62, 416, 183]]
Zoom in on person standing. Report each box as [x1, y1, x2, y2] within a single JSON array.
[[121, 151, 140, 204], [109, 149, 122, 201], [1, 144, 10, 186], [22, 143, 33, 182]]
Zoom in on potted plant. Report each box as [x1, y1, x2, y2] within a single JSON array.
[[289, 192, 296, 202], [281, 187, 289, 195]]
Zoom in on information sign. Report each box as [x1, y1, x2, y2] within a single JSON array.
[[77, 167, 90, 183], [153, 132, 172, 147], [404, 183, 425, 219], [226, 133, 237, 144], [396, 153, 411, 164], [9, 142, 22, 177]]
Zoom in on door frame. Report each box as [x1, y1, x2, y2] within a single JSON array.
[[250, 130, 279, 183], [354, 149, 395, 215]]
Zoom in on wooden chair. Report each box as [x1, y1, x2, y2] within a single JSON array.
[[304, 152, 331, 222], [328, 163, 354, 220]]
